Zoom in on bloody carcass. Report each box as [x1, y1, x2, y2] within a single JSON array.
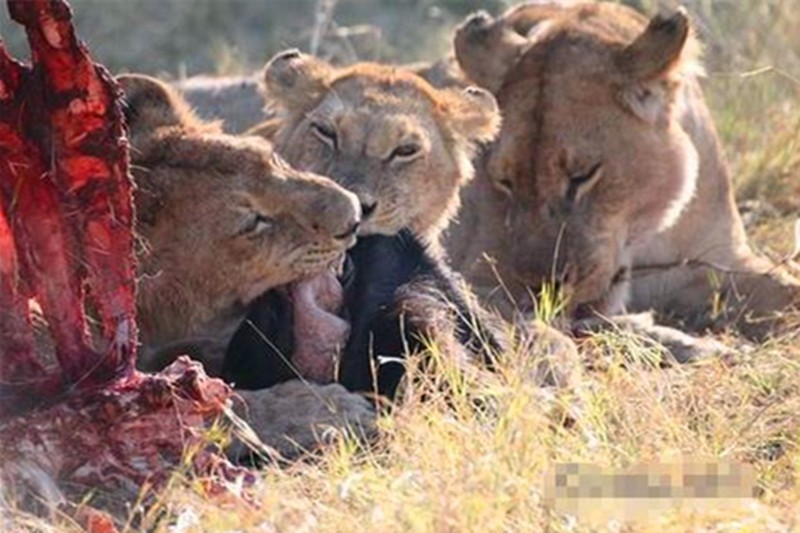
[[0, 0, 253, 511]]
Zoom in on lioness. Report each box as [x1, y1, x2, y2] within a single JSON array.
[[119, 74, 374, 456], [252, 50, 501, 246], [446, 2, 800, 338]]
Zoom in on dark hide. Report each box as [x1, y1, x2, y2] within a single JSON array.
[[222, 229, 500, 399]]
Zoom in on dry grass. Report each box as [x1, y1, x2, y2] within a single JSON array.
[[3, 1, 800, 531], [12, 328, 797, 532]]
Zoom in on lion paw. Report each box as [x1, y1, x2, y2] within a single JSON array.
[[522, 320, 582, 388], [641, 323, 734, 364]]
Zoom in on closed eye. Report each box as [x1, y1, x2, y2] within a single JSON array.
[[238, 212, 275, 236], [310, 121, 338, 149], [566, 162, 603, 203], [388, 143, 422, 163]]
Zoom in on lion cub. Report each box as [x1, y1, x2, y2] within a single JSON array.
[[120, 74, 375, 456], [250, 50, 500, 247], [119, 74, 362, 370]]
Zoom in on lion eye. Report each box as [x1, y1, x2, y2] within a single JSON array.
[[310, 121, 337, 149], [388, 143, 421, 163], [566, 162, 603, 203], [239, 212, 275, 236]]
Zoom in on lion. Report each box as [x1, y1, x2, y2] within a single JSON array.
[[120, 74, 362, 369], [445, 2, 800, 339], [250, 50, 501, 247], [118, 74, 375, 456]]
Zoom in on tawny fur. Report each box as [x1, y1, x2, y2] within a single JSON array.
[[118, 74, 361, 372], [248, 52, 501, 247], [25, 75, 374, 459]]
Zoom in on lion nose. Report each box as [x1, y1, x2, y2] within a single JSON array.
[[315, 189, 361, 244]]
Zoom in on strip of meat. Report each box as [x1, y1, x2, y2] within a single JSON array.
[[0, 48, 41, 398], [0, 198, 43, 399], [9, 0, 137, 382], [0, 41, 92, 389]]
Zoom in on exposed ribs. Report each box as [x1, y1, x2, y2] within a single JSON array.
[[0, 0, 253, 517]]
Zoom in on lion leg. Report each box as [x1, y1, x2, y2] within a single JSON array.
[[632, 253, 800, 339], [630, 78, 800, 338], [574, 312, 733, 364], [228, 381, 377, 462], [700, 262, 800, 339]]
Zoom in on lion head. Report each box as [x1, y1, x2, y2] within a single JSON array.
[[259, 50, 501, 243], [119, 74, 361, 367], [452, 3, 702, 317]]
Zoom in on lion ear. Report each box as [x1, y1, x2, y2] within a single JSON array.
[[454, 11, 531, 93], [118, 74, 199, 142], [441, 86, 501, 144], [616, 8, 700, 124], [263, 49, 333, 114]]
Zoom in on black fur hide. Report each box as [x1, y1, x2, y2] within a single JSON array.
[[222, 229, 499, 399]]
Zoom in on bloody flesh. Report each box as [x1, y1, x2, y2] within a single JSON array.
[[0, 0, 251, 507], [1, 0, 136, 402]]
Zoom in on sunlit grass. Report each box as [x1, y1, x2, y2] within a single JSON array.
[[84, 327, 795, 533]]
